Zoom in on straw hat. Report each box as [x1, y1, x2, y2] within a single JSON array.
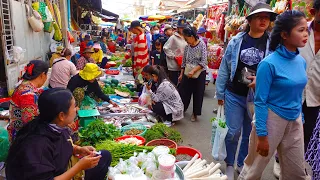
[[79, 63, 103, 81]]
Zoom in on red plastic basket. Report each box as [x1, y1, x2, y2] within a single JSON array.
[[145, 139, 178, 150], [115, 135, 146, 146], [176, 146, 202, 162]]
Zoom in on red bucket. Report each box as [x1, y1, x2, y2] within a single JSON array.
[[175, 146, 202, 162]]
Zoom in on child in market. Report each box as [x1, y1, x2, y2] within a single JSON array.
[[151, 40, 162, 65], [238, 10, 308, 179]]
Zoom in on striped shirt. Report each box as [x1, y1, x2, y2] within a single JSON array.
[[133, 32, 149, 76]]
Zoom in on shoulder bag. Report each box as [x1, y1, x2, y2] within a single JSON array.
[[183, 49, 203, 78]]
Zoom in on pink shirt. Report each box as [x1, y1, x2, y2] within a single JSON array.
[[49, 58, 78, 88]]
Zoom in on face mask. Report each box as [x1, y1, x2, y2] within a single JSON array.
[[154, 30, 160, 34]]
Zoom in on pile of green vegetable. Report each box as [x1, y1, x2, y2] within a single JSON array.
[[102, 79, 135, 96], [95, 140, 176, 166], [144, 123, 182, 143], [123, 59, 132, 67], [210, 117, 226, 128], [110, 56, 123, 62], [79, 119, 121, 146]]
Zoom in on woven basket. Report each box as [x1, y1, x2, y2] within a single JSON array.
[[145, 139, 178, 150]]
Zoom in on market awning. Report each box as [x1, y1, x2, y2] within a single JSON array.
[[77, 0, 119, 19], [184, 0, 206, 8], [77, 0, 102, 12], [101, 9, 119, 19]]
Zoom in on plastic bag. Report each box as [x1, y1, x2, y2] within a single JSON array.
[[247, 88, 255, 121], [0, 127, 10, 162], [68, 31, 75, 43], [141, 159, 157, 178], [13, 46, 26, 62], [44, 6, 53, 22], [211, 105, 223, 145], [43, 22, 53, 33], [211, 105, 228, 161], [80, 96, 97, 110], [138, 86, 151, 107]]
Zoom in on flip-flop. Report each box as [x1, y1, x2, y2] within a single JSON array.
[[191, 114, 197, 122]]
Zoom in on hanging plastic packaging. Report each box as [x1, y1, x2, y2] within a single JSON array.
[[0, 127, 9, 162], [13, 46, 26, 63]]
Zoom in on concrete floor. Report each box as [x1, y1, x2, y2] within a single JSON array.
[[173, 84, 278, 180]]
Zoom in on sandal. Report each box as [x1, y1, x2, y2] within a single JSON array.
[[191, 114, 197, 122]]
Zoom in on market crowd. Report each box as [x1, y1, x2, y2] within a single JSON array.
[[2, 0, 320, 179]]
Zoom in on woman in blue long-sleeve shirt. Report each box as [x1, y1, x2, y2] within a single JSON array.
[[215, 3, 277, 179], [238, 10, 308, 180]]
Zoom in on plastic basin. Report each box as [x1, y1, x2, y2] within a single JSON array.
[[145, 139, 178, 150], [115, 135, 146, 145], [175, 146, 202, 162]]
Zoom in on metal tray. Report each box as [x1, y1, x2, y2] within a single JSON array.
[[99, 113, 148, 116]]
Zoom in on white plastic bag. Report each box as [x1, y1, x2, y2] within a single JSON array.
[[212, 105, 228, 161], [44, 6, 53, 22], [211, 105, 224, 144], [138, 85, 152, 107], [13, 46, 26, 62]]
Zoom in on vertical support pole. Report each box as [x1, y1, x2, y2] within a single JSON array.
[[60, 0, 68, 46]]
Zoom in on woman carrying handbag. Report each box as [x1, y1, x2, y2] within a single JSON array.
[[178, 26, 207, 122]]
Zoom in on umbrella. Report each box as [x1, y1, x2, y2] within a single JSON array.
[[148, 15, 166, 20], [139, 15, 149, 20]]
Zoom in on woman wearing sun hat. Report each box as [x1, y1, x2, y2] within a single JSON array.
[[67, 63, 118, 107], [215, 2, 277, 179], [91, 43, 104, 64]]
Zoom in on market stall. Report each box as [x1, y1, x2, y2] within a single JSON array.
[[61, 48, 227, 179], [205, 3, 228, 83]]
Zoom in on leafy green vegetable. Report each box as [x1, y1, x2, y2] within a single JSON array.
[[102, 86, 115, 94], [124, 59, 132, 67], [79, 119, 121, 146], [144, 123, 182, 143], [218, 120, 226, 128], [95, 140, 176, 166], [110, 56, 123, 61]]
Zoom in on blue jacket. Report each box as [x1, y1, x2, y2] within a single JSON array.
[[216, 32, 270, 100]]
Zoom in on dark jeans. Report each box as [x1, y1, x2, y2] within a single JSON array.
[[168, 71, 180, 86], [85, 150, 112, 180], [303, 101, 320, 151], [152, 102, 172, 121], [178, 71, 206, 116]]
